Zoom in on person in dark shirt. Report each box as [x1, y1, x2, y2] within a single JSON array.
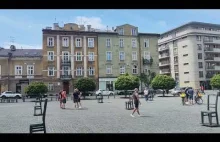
[[130, 88, 141, 117], [76, 88, 82, 108], [187, 88, 194, 105], [73, 89, 79, 108]]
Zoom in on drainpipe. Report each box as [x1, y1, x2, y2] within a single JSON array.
[[138, 34, 142, 91]]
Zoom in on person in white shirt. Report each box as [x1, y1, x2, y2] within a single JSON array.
[[144, 88, 149, 101]]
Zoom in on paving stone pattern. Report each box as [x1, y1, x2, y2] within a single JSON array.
[[0, 92, 220, 133]]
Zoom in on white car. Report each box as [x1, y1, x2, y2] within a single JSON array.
[[95, 89, 115, 96], [0, 91, 22, 99]]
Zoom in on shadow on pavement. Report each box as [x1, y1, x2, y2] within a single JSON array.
[[64, 107, 88, 110]]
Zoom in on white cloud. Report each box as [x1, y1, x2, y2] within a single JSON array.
[[74, 16, 106, 30], [3, 42, 41, 49], [157, 21, 167, 27]]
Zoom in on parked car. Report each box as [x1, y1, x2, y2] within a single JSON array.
[[0, 91, 22, 99], [26, 94, 48, 98], [95, 89, 115, 96], [171, 87, 192, 96]]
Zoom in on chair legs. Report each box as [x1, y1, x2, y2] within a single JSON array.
[[208, 113, 212, 126]]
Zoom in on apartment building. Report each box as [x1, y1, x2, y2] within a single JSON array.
[[42, 23, 98, 94], [158, 21, 220, 89], [98, 24, 159, 91], [0, 45, 43, 94]]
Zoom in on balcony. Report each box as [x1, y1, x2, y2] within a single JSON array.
[[174, 51, 178, 57], [206, 74, 215, 79], [160, 69, 170, 74], [60, 75, 72, 80], [206, 66, 220, 70], [205, 56, 214, 61], [203, 38, 220, 45], [174, 68, 179, 72], [158, 45, 169, 52], [204, 47, 220, 52], [61, 60, 71, 66], [143, 57, 153, 65], [159, 53, 170, 59], [159, 62, 170, 67]]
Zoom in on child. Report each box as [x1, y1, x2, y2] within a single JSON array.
[[180, 90, 186, 105]]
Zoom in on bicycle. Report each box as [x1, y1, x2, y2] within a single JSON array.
[[194, 95, 203, 105]]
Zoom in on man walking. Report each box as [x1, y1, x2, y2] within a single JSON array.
[[130, 88, 141, 117], [144, 87, 149, 101]]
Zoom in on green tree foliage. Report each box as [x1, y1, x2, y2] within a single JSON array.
[[25, 82, 48, 96], [115, 73, 140, 97], [151, 75, 175, 96], [210, 74, 220, 90], [74, 78, 96, 98], [139, 70, 156, 87]]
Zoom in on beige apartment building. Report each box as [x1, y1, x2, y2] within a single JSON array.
[[158, 21, 220, 89], [0, 45, 43, 94], [42, 23, 99, 94]]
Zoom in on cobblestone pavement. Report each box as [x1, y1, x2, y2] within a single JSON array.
[[1, 93, 220, 133]]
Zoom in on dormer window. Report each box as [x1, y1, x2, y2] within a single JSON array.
[[118, 28, 124, 35], [131, 28, 137, 36]]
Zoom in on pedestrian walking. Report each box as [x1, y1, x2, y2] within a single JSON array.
[[58, 90, 63, 108], [130, 88, 141, 117], [144, 87, 149, 101], [187, 88, 194, 105], [76, 88, 82, 108], [73, 89, 79, 108], [61, 90, 67, 109]]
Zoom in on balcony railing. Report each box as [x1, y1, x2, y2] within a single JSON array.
[[143, 57, 153, 65], [205, 56, 214, 60], [206, 74, 215, 79], [61, 60, 71, 66], [60, 75, 72, 80], [159, 62, 170, 67], [158, 45, 169, 52], [159, 53, 169, 59], [204, 38, 220, 45]]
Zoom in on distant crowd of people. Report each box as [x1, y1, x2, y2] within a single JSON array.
[[180, 87, 203, 105], [58, 88, 82, 109]]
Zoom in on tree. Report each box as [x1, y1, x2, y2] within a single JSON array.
[[74, 77, 96, 99], [139, 70, 156, 87], [210, 74, 220, 91], [151, 75, 175, 96], [115, 73, 140, 98], [25, 82, 48, 97]]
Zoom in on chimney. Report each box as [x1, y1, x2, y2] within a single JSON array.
[[10, 45, 16, 51], [79, 25, 85, 31], [53, 23, 59, 30], [87, 25, 91, 31]]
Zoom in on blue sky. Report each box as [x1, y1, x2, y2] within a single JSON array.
[[0, 9, 220, 49]]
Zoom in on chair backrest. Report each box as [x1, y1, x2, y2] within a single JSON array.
[[207, 94, 218, 112], [42, 99, 48, 123]]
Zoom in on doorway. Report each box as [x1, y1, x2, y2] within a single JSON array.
[[63, 81, 69, 94], [16, 83, 21, 93]]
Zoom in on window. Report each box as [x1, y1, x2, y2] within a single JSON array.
[[106, 38, 111, 47], [88, 67, 95, 76], [76, 67, 83, 76], [48, 83, 54, 91], [76, 38, 82, 47], [106, 65, 112, 74], [132, 65, 138, 74], [120, 66, 125, 74], [15, 65, 22, 75], [132, 51, 137, 61], [196, 35, 201, 41], [119, 39, 124, 48], [119, 51, 125, 61], [76, 52, 82, 61], [173, 40, 177, 47], [118, 28, 124, 35], [48, 67, 54, 76], [199, 71, 204, 78], [184, 63, 189, 65], [184, 81, 190, 83], [184, 72, 189, 74], [197, 44, 202, 50], [48, 51, 54, 61], [144, 39, 149, 48], [183, 54, 188, 57], [62, 52, 70, 62], [62, 66, 70, 75], [198, 62, 203, 68], [183, 45, 187, 48], [144, 51, 150, 59], [88, 38, 94, 48], [131, 28, 137, 36], [106, 51, 112, 61], [88, 52, 94, 61], [198, 53, 202, 59], [132, 39, 137, 48], [62, 37, 69, 47], [47, 37, 54, 47], [27, 65, 34, 75]]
